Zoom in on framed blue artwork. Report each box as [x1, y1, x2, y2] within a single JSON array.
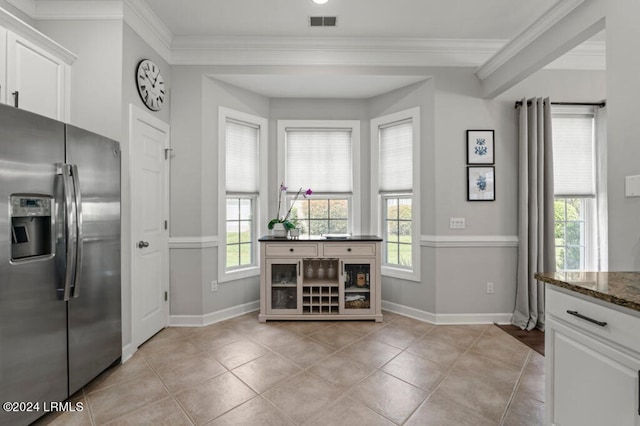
[[467, 166, 495, 201], [467, 130, 494, 165]]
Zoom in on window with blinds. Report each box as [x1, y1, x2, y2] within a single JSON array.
[[379, 119, 413, 268], [226, 119, 259, 194], [219, 108, 267, 280], [285, 129, 352, 193], [380, 120, 413, 193], [278, 121, 360, 237], [371, 107, 420, 279], [552, 114, 595, 197], [552, 106, 598, 272]]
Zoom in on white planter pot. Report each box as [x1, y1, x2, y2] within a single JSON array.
[[272, 222, 287, 238]]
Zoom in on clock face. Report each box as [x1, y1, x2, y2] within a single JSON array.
[[136, 59, 165, 111]]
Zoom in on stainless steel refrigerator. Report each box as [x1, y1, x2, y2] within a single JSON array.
[[0, 103, 121, 425]]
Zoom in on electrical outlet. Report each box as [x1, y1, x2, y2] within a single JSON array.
[[486, 282, 494, 294], [211, 280, 218, 292], [449, 217, 466, 229]]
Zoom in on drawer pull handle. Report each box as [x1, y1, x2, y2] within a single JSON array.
[[347, 248, 352, 252], [289, 248, 294, 252], [566, 310, 607, 327]]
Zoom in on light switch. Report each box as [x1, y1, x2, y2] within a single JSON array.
[[625, 175, 640, 197], [449, 217, 465, 229]]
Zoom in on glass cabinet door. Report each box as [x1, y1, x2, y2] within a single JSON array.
[[267, 260, 300, 313], [342, 260, 374, 314]]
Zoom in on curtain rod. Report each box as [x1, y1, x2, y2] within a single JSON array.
[[514, 100, 606, 109]]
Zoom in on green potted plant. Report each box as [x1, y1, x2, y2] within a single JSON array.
[[268, 183, 312, 237]]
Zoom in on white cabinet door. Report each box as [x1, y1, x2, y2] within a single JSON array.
[[547, 318, 640, 426], [6, 32, 69, 121]]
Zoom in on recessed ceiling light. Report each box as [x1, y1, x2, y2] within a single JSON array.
[[312, 0, 329, 4]]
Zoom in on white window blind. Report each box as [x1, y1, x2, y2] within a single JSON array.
[[226, 119, 259, 193], [552, 114, 595, 197], [380, 120, 413, 192], [286, 129, 352, 193]]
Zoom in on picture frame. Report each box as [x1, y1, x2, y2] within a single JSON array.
[[466, 130, 495, 164], [467, 166, 495, 201]]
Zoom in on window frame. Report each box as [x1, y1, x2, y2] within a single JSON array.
[[370, 107, 421, 281], [218, 107, 268, 282], [554, 197, 595, 272], [277, 120, 361, 235], [288, 195, 351, 238], [551, 105, 599, 272]]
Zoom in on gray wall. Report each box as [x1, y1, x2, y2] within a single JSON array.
[[169, 72, 270, 316], [606, 0, 640, 270], [168, 67, 534, 320]]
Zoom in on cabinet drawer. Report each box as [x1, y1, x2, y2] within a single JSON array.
[[265, 244, 317, 257], [323, 243, 376, 257], [546, 286, 640, 354]]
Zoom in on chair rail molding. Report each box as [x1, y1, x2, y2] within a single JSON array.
[[169, 235, 218, 250], [420, 235, 518, 248]]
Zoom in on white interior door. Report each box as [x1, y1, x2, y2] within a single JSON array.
[[130, 105, 170, 347]]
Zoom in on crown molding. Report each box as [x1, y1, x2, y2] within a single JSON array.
[[476, 0, 585, 80], [34, 0, 123, 20], [4, 0, 602, 70], [5, 0, 35, 18], [5, 0, 173, 63], [122, 0, 172, 62], [0, 6, 77, 63], [170, 36, 506, 67]]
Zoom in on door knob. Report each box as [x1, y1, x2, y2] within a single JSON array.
[[137, 241, 150, 248]]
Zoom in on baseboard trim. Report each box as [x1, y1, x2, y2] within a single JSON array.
[[169, 300, 260, 327], [121, 343, 135, 363], [382, 300, 512, 325], [167, 299, 510, 328]]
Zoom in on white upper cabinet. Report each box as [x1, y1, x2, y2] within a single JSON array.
[[0, 8, 75, 122], [5, 32, 70, 121]]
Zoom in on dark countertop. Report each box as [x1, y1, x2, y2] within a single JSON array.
[[259, 235, 382, 242], [536, 271, 640, 313]]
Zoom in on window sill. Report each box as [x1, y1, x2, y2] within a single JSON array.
[[220, 265, 260, 283], [382, 265, 420, 282]]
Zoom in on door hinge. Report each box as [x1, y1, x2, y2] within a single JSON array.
[[164, 291, 168, 302], [164, 148, 173, 160], [164, 220, 168, 230]]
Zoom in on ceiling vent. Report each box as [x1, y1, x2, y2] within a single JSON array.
[[310, 16, 337, 27]]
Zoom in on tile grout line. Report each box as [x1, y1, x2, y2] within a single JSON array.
[[498, 348, 535, 426]]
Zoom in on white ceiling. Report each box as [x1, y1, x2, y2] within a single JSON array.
[[144, 0, 558, 39], [131, 1, 605, 98]]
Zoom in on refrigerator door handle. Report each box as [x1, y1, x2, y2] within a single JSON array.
[[58, 163, 77, 302], [70, 164, 83, 298]]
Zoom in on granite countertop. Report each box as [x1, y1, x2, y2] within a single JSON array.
[[259, 235, 382, 242], [535, 271, 640, 313]]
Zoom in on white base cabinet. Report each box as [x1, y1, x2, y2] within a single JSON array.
[[259, 239, 382, 322], [545, 285, 640, 426]]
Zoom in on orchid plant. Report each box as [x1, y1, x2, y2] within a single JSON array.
[[268, 183, 312, 230]]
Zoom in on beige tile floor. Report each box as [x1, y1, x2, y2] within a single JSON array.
[[37, 311, 544, 426]]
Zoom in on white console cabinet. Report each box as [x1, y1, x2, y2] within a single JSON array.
[[259, 237, 382, 322], [545, 285, 640, 426]]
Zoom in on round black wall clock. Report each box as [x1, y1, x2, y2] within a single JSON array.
[[136, 59, 165, 111]]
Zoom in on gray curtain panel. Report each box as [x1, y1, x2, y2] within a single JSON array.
[[512, 97, 556, 331]]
